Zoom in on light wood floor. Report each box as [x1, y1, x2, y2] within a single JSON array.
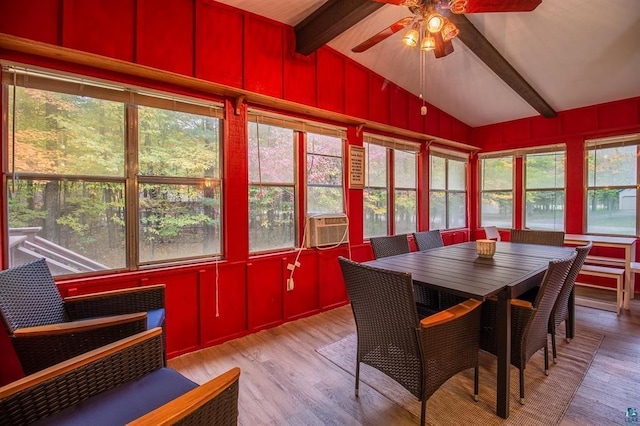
[[169, 295, 640, 425]]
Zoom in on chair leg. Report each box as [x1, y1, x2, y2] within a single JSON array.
[[551, 332, 558, 364], [355, 361, 360, 398], [420, 397, 426, 426], [473, 365, 479, 402], [544, 342, 549, 375], [519, 367, 525, 405]]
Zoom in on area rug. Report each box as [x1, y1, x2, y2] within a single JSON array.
[[316, 326, 602, 425]]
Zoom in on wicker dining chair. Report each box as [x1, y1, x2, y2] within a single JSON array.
[[479, 252, 576, 404], [510, 229, 565, 246], [339, 257, 482, 426], [0, 258, 166, 375], [369, 234, 410, 259], [412, 230, 444, 251]]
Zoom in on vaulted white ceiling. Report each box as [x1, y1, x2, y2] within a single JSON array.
[[215, 0, 640, 127]]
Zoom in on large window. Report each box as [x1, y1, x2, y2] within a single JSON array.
[[429, 150, 467, 230], [5, 68, 222, 275], [586, 135, 640, 236], [524, 150, 565, 230], [363, 142, 388, 238], [480, 156, 514, 227], [306, 132, 344, 215], [394, 150, 417, 235], [247, 121, 296, 253]]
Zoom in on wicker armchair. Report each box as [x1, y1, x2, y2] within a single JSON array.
[[338, 257, 482, 426], [0, 328, 240, 426], [412, 230, 444, 251], [0, 258, 166, 375], [369, 234, 410, 259], [510, 229, 565, 246], [480, 252, 576, 404]]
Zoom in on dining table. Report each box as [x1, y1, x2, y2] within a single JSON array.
[[364, 240, 575, 419]]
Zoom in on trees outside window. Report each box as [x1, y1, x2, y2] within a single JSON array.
[[5, 70, 222, 275], [363, 142, 388, 238], [429, 153, 467, 230], [306, 133, 344, 215], [394, 150, 417, 235], [586, 137, 639, 236], [247, 122, 296, 253], [524, 151, 565, 231], [480, 156, 514, 228]]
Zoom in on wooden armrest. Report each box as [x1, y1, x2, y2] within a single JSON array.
[[64, 284, 165, 302], [0, 328, 162, 399], [420, 299, 482, 328], [511, 299, 533, 309], [127, 367, 241, 426], [13, 312, 147, 337]]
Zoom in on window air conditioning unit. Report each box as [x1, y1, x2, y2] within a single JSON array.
[[307, 214, 349, 248]]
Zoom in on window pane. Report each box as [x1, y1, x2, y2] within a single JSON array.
[[587, 146, 637, 187], [525, 190, 565, 230], [587, 189, 636, 235], [365, 143, 387, 187], [481, 192, 513, 227], [248, 123, 295, 183], [429, 191, 446, 230], [307, 187, 343, 214], [394, 189, 416, 234], [364, 188, 388, 238], [448, 159, 466, 191], [307, 154, 342, 185], [395, 151, 416, 189], [139, 183, 220, 263], [526, 152, 565, 188], [430, 156, 446, 190], [8, 179, 126, 274], [482, 157, 513, 190], [139, 107, 220, 178], [9, 87, 124, 177], [307, 133, 342, 156], [249, 186, 295, 252], [448, 192, 467, 229]]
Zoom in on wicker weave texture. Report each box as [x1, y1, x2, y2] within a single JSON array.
[[369, 235, 410, 259], [339, 256, 481, 425], [0, 333, 164, 425], [480, 253, 576, 369], [175, 380, 239, 426], [510, 229, 565, 246], [551, 243, 591, 334], [0, 258, 66, 332], [412, 231, 444, 251], [65, 287, 165, 320]]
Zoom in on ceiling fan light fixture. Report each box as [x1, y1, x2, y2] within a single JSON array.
[[420, 32, 435, 51], [426, 13, 445, 33], [402, 22, 421, 47], [441, 19, 459, 41], [448, 0, 468, 14]]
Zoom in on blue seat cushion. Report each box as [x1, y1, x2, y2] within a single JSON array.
[[147, 308, 165, 329], [34, 368, 197, 425]]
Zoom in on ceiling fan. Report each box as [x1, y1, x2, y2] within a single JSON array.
[[352, 0, 542, 58]]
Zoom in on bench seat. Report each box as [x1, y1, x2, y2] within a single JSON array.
[[576, 264, 624, 315]]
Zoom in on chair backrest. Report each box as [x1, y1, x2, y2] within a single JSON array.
[[510, 229, 565, 246], [484, 226, 501, 241], [551, 242, 592, 329], [412, 230, 444, 251], [523, 252, 576, 362], [338, 257, 422, 397], [0, 258, 66, 332], [369, 235, 410, 259]]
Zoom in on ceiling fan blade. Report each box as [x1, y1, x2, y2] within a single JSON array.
[[351, 16, 413, 53], [433, 31, 454, 58], [463, 0, 541, 13], [371, 0, 416, 5]]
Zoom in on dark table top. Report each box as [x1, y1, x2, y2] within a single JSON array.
[[364, 241, 575, 300]]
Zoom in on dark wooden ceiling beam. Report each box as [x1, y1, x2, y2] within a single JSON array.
[[295, 0, 385, 56], [446, 14, 556, 118]]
